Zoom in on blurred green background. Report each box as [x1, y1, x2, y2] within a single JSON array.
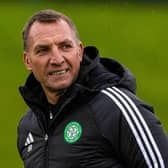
[[0, 1, 167, 167]]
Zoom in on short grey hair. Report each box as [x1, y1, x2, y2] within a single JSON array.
[[22, 9, 80, 51]]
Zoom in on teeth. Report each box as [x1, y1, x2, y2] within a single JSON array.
[[51, 70, 66, 75]]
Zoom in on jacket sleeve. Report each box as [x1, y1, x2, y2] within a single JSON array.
[[91, 86, 168, 168], [17, 114, 27, 159]]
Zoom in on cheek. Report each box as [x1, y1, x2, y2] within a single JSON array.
[[31, 58, 47, 69], [31, 60, 46, 77], [31, 62, 42, 71]]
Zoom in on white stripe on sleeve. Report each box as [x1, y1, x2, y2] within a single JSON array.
[[101, 86, 165, 168]]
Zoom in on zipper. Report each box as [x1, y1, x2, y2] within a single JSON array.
[[43, 86, 81, 167], [44, 133, 49, 168], [49, 95, 75, 128], [44, 134, 48, 141], [49, 111, 53, 120], [44, 109, 54, 168]]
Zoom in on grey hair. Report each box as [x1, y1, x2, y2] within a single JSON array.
[[22, 9, 80, 51]]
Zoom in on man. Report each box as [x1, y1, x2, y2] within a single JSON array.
[[17, 9, 168, 168]]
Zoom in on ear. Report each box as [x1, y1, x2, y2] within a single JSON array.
[[78, 41, 84, 62], [23, 52, 32, 71]]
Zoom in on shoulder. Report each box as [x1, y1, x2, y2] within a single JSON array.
[[18, 109, 37, 131], [17, 109, 43, 155], [90, 86, 156, 130], [88, 87, 124, 127], [88, 86, 155, 143], [88, 86, 147, 125], [17, 110, 35, 154], [17, 109, 42, 142]]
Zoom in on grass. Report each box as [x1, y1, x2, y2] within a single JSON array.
[[0, 1, 168, 167]]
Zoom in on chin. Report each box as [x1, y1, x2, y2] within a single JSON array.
[[50, 82, 72, 91]]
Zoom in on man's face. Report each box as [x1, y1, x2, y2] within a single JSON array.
[[24, 20, 84, 94]]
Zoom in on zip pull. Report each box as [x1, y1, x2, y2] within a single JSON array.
[[49, 111, 53, 120], [44, 134, 48, 141]]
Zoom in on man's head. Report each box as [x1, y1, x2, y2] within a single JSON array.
[[23, 9, 84, 103], [23, 9, 80, 52]]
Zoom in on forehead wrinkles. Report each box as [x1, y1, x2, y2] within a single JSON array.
[[27, 21, 78, 50]]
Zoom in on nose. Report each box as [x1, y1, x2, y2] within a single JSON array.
[[50, 46, 65, 65]]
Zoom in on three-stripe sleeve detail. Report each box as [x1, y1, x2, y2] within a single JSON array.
[[101, 86, 165, 168], [25, 132, 34, 146]]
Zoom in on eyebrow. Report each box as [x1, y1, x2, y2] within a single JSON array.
[[59, 39, 73, 46], [59, 39, 73, 45], [34, 45, 49, 52], [33, 38, 74, 51]]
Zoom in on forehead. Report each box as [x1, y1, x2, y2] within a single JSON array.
[[28, 20, 76, 46]]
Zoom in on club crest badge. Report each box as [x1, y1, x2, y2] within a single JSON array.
[[64, 121, 82, 143]]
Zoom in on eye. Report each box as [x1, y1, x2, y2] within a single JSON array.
[[64, 44, 71, 48], [35, 46, 50, 55], [62, 44, 72, 50], [59, 41, 73, 51]]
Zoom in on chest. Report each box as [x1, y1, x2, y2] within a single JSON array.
[[47, 105, 110, 166], [20, 103, 119, 168]]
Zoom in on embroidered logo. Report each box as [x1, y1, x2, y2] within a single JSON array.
[[64, 121, 82, 143], [25, 132, 34, 152]]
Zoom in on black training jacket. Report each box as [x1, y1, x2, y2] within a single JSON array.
[[17, 46, 168, 168]]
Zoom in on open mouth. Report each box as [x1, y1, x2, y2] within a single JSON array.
[[49, 69, 68, 76]]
